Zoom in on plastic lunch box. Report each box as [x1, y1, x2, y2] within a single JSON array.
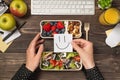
[[40, 52, 82, 71], [39, 20, 82, 71], [40, 20, 82, 38]]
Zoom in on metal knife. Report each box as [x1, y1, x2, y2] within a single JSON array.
[[3, 21, 27, 41]]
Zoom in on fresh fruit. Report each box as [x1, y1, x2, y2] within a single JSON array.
[[57, 21, 64, 29], [52, 31, 58, 36], [50, 22, 56, 26], [10, 0, 27, 17], [41, 21, 65, 37], [51, 25, 56, 31], [0, 13, 16, 31], [55, 28, 59, 32], [61, 28, 65, 32], [43, 23, 51, 32]]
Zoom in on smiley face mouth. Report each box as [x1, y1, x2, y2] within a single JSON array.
[[56, 43, 70, 50]]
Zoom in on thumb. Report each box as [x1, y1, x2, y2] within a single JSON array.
[[71, 41, 84, 55]]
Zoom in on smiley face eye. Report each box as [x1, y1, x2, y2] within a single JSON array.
[[64, 36, 66, 42], [59, 36, 60, 42], [58, 36, 66, 42]]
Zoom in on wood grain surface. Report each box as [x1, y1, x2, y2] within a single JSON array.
[[0, 0, 120, 80]]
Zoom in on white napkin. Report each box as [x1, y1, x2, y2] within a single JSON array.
[[0, 28, 21, 43], [105, 23, 120, 48]]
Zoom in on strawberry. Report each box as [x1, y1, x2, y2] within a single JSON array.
[[51, 25, 56, 32], [57, 21, 64, 29], [52, 31, 58, 36], [43, 23, 51, 32]]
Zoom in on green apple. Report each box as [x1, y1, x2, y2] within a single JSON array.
[[0, 13, 16, 31], [10, 0, 27, 17]]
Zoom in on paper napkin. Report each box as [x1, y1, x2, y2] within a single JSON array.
[[105, 29, 120, 46], [54, 34, 73, 52]]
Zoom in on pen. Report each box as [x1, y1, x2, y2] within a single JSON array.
[[0, 31, 4, 34], [3, 21, 27, 41]]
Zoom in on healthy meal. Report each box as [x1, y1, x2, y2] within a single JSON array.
[[40, 20, 82, 38], [40, 52, 82, 70]]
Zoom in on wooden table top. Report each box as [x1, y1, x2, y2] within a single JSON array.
[[0, 0, 120, 80]]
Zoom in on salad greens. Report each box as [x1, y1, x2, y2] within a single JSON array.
[[97, 0, 113, 10]]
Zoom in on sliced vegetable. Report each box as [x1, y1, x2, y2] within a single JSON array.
[[74, 55, 80, 62], [50, 59, 57, 66]]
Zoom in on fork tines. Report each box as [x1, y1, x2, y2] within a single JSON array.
[[84, 23, 90, 40], [84, 23, 90, 31]]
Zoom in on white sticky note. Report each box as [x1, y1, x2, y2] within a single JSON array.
[[105, 23, 120, 48], [54, 34, 73, 52], [0, 28, 21, 44], [0, 3, 8, 16]]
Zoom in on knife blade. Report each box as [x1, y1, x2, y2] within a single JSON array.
[[3, 21, 27, 41]]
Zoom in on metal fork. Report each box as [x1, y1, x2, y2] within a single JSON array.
[[84, 23, 90, 40]]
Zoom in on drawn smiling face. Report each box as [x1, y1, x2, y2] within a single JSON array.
[[54, 34, 73, 52], [56, 35, 70, 50]]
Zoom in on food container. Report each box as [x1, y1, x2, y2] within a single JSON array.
[[40, 52, 82, 71], [40, 20, 82, 38]]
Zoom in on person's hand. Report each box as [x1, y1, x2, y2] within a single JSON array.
[[26, 33, 44, 72], [72, 39, 95, 69]]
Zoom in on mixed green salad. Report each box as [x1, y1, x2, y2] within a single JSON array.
[[40, 52, 82, 71]]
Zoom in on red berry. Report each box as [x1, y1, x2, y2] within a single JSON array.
[[52, 31, 58, 36], [43, 23, 51, 32], [57, 21, 64, 29], [51, 26, 56, 32]]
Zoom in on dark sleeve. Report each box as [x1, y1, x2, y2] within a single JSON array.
[[84, 66, 104, 80], [11, 64, 33, 80]]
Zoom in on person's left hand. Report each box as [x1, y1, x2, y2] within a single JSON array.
[[26, 33, 44, 72]]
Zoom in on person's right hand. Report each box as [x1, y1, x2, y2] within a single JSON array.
[[72, 39, 95, 69]]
